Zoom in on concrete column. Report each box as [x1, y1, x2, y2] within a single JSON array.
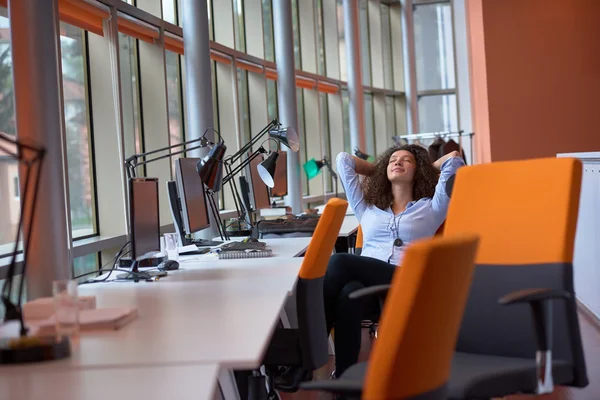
[[9, 0, 70, 298], [343, 0, 366, 153], [273, 0, 302, 214], [181, 0, 219, 239]]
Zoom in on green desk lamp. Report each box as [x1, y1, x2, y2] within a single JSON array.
[[303, 157, 338, 198]]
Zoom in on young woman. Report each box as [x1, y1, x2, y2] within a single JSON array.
[[325, 144, 464, 377]]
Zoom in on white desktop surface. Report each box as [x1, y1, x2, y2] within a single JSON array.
[[1, 273, 297, 372], [339, 215, 359, 237], [316, 203, 354, 216], [0, 364, 219, 400]]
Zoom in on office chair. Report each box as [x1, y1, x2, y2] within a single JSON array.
[[300, 234, 481, 399], [344, 157, 588, 399], [252, 197, 348, 400]]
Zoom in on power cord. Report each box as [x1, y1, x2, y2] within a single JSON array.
[[77, 267, 156, 284], [73, 241, 131, 282]]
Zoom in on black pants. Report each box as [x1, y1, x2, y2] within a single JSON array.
[[323, 253, 396, 377]]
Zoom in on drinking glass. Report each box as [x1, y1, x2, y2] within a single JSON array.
[[53, 280, 79, 338], [164, 233, 179, 261]]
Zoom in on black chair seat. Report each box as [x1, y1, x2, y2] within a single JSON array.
[[449, 352, 573, 399]]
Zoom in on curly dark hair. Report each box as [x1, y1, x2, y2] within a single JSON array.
[[362, 144, 439, 210]]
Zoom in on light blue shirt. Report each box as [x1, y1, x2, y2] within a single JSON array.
[[336, 152, 465, 266]]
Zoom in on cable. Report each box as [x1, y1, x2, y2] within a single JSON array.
[[73, 241, 131, 281], [77, 267, 158, 284]]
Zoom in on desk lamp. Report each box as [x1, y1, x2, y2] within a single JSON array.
[[213, 119, 299, 237], [0, 132, 71, 364], [125, 128, 228, 240], [303, 157, 339, 198]]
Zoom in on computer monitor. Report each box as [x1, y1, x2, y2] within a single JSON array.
[[129, 177, 160, 261], [175, 158, 210, 234], [248, 153, 271, 211], [271, 151, 288, 197]]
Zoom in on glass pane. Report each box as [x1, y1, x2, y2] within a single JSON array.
[[166, 50, 184, 176], [74, 253, 98, 283], [363, 92, 375, 156], [291, 0, 301, 69], [385, 95, 396, 136], [341, 89, 350, 154], [296, 88, 308, 196], [0, 274, 26, 319], [207, 0, 214, 40], [418, 94, 458, 133], [262, 0, 275, 62], [233, 0, 246, 52], [337, 0, 347, 82], [266, 79, 278, 152], [0, 8, 19, 255], [163, 0, 177, 24], [359, 0, 371, 86], [381, 4, 393, 90], [118, 33, 144, 175], [237, 68, 250, 145], [316, 0, 326, 76], [320, 93, 332, 192], [60, 23, 96, 238], [414, 3, 456, 91]]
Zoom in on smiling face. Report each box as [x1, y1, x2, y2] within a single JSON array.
[[387, 150, 417, 183]]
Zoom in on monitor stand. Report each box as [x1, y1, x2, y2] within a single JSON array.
[[167, 180, 223, 248], [116, 261, 167, 282]]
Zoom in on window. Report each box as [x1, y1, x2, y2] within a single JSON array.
[[413, 1, 458, 133], [233, 0, 246, 52], [320, 92, 332, 192], [291, 0, 301, 69], [165, 50, 185, 176], [414, 2, 455, 91], [359, 0, 371, 86], [119, 33, 144, 172], [162, 0, 177, 25], [60, 23, 97, 239], [316, 0, 326, 76], [0, 8, 19, 254], [12, 175, 18, 199], [364, 92, 375, 155], [237, 68, 250, 145], [418, 94, 457, 133], [337, 0, 347, 82], [74, 253, 99, 282], [341, 89, 351, 154], [296, 88, 308, 195], [262, 0, 275, 62]]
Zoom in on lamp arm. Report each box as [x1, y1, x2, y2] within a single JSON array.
[[125, 128, 222, 179], [228, 119, 279, 165], [222, 147, 268, 186], [223, 162, 245, 224]]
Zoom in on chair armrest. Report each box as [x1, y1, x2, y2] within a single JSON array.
[[348, 284, 391, 300], [498, 287, 571, 395], [300, 379, 363, 395], [499, 288, 570, 305]]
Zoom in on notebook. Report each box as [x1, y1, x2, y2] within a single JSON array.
[[35, 307, 138, 335]]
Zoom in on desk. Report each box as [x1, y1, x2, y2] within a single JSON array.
[[0, 364, 219, 400], [316, 203, 354, 216]]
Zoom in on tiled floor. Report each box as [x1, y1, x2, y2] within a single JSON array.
[[282, 311, 600, 400]]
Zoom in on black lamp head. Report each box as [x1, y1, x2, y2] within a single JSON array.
[[197, 141, 227, 192], [269, 125, 300, 152], [354, 148, 370, 160], [257, 151, 279, 188]]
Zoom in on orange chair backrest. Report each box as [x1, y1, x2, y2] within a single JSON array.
[[356, 225, 363, 249], [298, 198, 348, 279], [363, 234, 480, 400], [444, 157, 582, 265]]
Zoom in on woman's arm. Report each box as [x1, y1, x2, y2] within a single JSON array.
[[432, 150, 460, 171], [352, 156, 376, 176], [430, 152, 465, 217], [336, 152, 369, 220]]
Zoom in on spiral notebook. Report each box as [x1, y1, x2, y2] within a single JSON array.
[[218, 248, 273, 260]]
